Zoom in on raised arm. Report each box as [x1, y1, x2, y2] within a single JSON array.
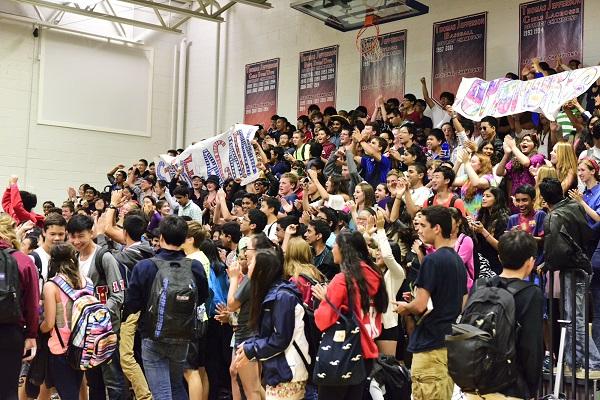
[[420, 77, 436, 109]]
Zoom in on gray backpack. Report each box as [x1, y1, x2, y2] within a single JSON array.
[[147, 258, 198, 344]]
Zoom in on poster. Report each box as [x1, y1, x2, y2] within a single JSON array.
[[359, 30, 406, 109], [298, 45, 338, 116], [156, 124, 260, 186], [243, 59, 279, 126], [453, 66, 600, 121], [432, 13, 487, 100], [519, 0, 584, 72]]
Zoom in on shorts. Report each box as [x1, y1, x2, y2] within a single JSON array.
[[377, 325, 399, 341], [411, 348, 454, 400], [184, 335, 207, 370]]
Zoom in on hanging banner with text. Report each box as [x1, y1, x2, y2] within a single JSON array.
[[244, 59, 279, 127], [360, 30, 406, 109], [155, 124, 260, 186], [453, 66, 600, 121], [298, 45, 338, 116], [432, 13, 487, 100], [519, 0, 584, 73]]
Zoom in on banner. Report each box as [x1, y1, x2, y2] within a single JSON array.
[[453, 66, 600, 122], [244, 59, 279, 126], [519, 0, 584, 72], [298, 45, 338, 116], [156, 124, 260, 186], [359, 30, 406, 109], [432, 13, 486, 100]]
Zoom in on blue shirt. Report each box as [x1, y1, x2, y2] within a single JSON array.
[[360, 155, 392, 188], [583, 184, 600, 227]]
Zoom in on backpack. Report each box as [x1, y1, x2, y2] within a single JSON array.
[[427, 193, 458, 208], [445, 277, 529, 395], [95, 247, 129, 290], [51, 275, 117, 370], [0, 249, 21, 324], [147, 257, 199, 344]]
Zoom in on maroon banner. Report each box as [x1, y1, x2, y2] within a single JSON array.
[[243, 58, 279, 126], [298, 45, 338, 116], [359, 30, 406, 109], [519, 0, 583, 72], [432, 13, 487, 100]]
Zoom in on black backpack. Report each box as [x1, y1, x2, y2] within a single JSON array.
[[446, 277, 529, 395], [95, 247, 129, 289], [426, 193, 458, 207], [0, 249, 21, 324], [147, 257, 198, 344]]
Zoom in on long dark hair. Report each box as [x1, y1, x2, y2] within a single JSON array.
[[199, 240, 226, 275], [477, 187, 509, 235], [248, 249, 284, 329], [335, 231, 388, 315]]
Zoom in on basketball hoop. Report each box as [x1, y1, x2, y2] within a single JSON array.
[[356, 14, 383, 63]]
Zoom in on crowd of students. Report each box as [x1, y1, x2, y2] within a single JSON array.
[[1, 59, 600, 400]]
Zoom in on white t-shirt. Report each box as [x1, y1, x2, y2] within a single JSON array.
[[325, 194, 346, 211], [411, 186, 432, 206], [79, 246, 98, 278], [431, 103, 451, 128], [30, 247, 50, 281], [263, 222, 278, 243]]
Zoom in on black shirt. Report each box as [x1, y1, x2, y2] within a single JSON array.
[[472, 278, 544, 398], [408, 247, 467, 353]]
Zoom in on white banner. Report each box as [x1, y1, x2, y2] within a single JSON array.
[[453, 66, 600, 121], [155, 124, 259, 186]]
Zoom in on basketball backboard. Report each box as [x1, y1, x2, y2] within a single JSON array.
[[290, 0, 429, 32]]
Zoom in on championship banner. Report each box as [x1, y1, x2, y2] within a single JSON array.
[[156, 124, 260, 186], [519, 0, 584, 72], [452, 66, 600, 122], [244, 59, 279, 126], [359, 30, 406, 109], [298, 45, 338, 116], [432, 13, 486, 100]]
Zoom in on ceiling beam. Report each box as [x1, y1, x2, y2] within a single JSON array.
[[8, 0, 182, 33], [233, 0, 271, 9], [115, 0, 224, 23]]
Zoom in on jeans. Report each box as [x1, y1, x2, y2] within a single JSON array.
[[0, 324, 25, 400], [86, 347, 128, 400], [142, 338, 189, 400], [119, 312, 152, 400], [563, 270, 600, 369], [49, 354, 83, 400], [591, 270, 600, 349]]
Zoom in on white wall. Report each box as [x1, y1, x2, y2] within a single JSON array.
[[183, 0, 600, 132], [0, 17, 180, 204]]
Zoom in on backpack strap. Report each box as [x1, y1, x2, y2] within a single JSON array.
[[293, 340, 311, 371], [94, 247, 109, 284], [31, 252, 43, 280], [449, 194, 458, 208], [50, 275, 78, 302]]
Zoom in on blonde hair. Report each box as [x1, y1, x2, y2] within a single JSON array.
[[534, 166, 559, 210], [464, 153, 493, 201], [284, 237, 324, 282], [0, 214, 20, 250], [554, 142, 577, 183]]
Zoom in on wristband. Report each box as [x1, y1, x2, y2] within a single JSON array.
[[108, 205, 118, 210]]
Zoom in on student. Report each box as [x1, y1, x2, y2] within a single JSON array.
[[66, 214, 127, 400], [313, 231, 388, 400], [426, 129, 450, 162], [305, 219, 338, 280], [174, 185, 203, 222], [395, 206, 467, 400], [422, 166, 467, 216], [506, 184, 546, 242], [464, 231, 544, 399], [30, 213, 67, 283], [260, 196, 280, 243], [234, 248, 310, 400], [2, 175, 45, 228], [420, 77, 454, 128], [182, 221, 211, 400], [353, 132, 392, 188], [0, 214, 39, 399], [124, 216, 209, 400], [40, 243, 88, 400]]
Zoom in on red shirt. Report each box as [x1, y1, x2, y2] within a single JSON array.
[[2, 184, 45, 228], [315, 262, 383, 359], [422, 193, 467, 216]]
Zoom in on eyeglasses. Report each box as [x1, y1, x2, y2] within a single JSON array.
[[479, 127, 487, 131], [245, 247, 256, 251]]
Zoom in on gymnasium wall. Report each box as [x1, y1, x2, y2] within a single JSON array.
[[184, 0, 600, 134], [0, 18, 180, 203]]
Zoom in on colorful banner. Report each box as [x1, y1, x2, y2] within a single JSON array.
[[298, 45, 338, 116], [453, 66, 600, 122], [244, 59, 279, 126], [519, 0, 584, 72], [359, 30, 406, 109], [432, 13, 486, 100], [156, 124, 260, 186]]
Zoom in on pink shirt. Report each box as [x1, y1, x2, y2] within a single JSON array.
[[455, 233, 475, 291]]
